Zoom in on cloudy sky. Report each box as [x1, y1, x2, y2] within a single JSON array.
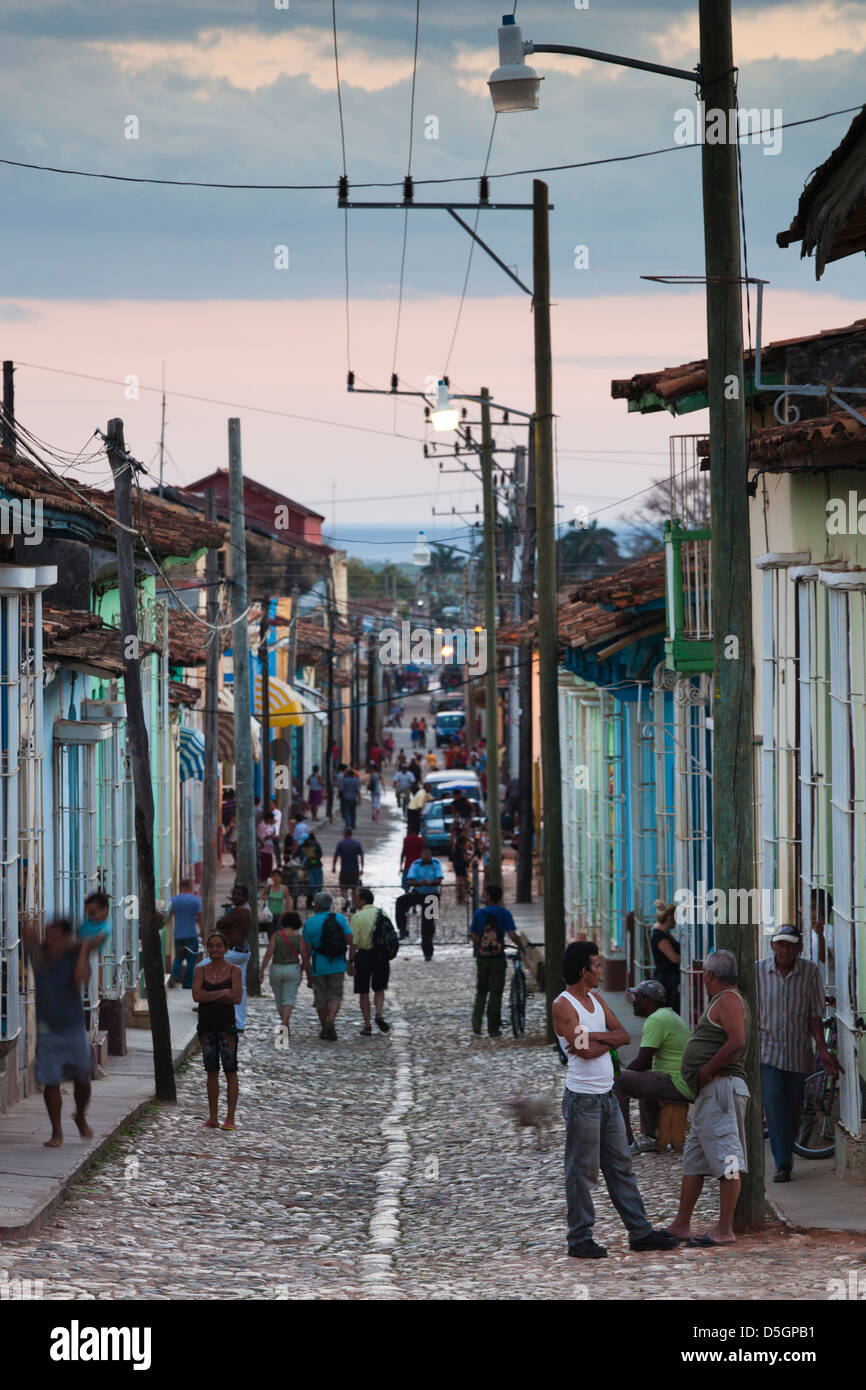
[[0, 0, 863, 553]]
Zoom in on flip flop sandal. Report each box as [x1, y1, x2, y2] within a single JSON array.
[[202, 1120, 220, 1129], [220, 1122, 237, 1131], [686, 1235, 723, 1247]]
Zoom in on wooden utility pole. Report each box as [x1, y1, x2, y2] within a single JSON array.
[[105, 419, 176, 1102], [464, 554, 477, 747], [533, 180, 565, 1041], [325, 567, 336, 819], [480, 389, 502, 887], [259, 597, 271, 805], [699, 0, 762, 1228], [2, 361, 15, 455], [227, 418, 260, 991], [200, 488, 220, 936], [517, 418, 536, 903]]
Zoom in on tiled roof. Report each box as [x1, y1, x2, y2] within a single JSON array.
[[42, 604, 157, 675], [503, 552, 666, 651], [168, 606, 230, 667], [610, 319, 866, 410], [0, 451, 225, 559], [169, 679, 202, 707], [777, 106, 866, 276], [745, 410, 866, 470]]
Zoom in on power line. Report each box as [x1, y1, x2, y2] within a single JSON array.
[[331, 0, 352, 375], [390, 0, 423, 381], [442, 115, 498, 375], [14, 361, 424, 443], [0, 104, 857, 191]]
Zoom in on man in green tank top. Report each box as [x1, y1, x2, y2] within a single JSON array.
[[664, 949, 750, 1247]]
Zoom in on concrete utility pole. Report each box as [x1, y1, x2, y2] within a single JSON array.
[[105, 418, 176, 1102], [227, 418, 260, 991], [698, 0, 762, 1228], [480, 388, 502, 888], [200, 487, 220, 937], [533, 180, 565, 1038], [1, 361, 15, 455], [517, 420, 536, 904]]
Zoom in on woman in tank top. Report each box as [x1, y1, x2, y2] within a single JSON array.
[[192, 932, 243, 1131]]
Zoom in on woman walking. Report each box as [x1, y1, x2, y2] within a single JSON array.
[[368, 765, 382, 823], [261, 871, 288, 938], [259, 911, 304, 1038], [257, 810, 278, 882], [192, 932, 243, 1131], [307, 765, 324, 821]]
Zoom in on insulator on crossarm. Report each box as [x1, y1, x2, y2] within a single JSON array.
[[347, 370, 355, 389], [391, 373, 398, 392]]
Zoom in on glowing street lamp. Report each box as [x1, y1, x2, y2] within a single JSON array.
[[430, 379, 460, 432]]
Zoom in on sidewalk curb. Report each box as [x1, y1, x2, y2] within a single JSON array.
[[0, 1029, 201, 1244]]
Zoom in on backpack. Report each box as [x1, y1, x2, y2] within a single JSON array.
[[317, 912, 348, 961], [372, 908, 400, 961], [477, 907, 503, 958]]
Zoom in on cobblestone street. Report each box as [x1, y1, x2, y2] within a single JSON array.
[[4, 928, 866, 1301]]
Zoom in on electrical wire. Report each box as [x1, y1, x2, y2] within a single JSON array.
[[442, 114, 498, 375], [0, 104, 858, 190], [390, 0, 423, 382], [331, 0, 352, 375], [14, 361, 424, 443]]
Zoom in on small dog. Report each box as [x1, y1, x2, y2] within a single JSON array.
[[504, 1083, 558, 1149]]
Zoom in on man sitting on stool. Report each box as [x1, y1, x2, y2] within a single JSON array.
[[613, 979, 692, 1153]]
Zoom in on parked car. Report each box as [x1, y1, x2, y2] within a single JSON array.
[[430, 691, 465, 715], [435, 709, 466, 746], [421, 776, 485, 852], [423, 770, 481, 800]]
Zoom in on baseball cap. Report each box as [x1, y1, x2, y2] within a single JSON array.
[[770, 925, 802, 945], [626, 979, 667, 1002]]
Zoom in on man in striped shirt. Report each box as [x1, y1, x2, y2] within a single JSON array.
[[756, 925, 837, 1183]]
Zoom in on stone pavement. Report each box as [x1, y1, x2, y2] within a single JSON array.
[[0, 989, 198, 1240], [1, 935, 865, 1298]]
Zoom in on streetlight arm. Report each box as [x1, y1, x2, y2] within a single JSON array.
[[525, 41, 699, 85]]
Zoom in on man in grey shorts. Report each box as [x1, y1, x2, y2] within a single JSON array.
[[23, 918, 98, 1148], [301, 892, 354, 1041], [664, 949, 750, 1247]]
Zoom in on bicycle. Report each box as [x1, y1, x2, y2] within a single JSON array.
[[506, 947, 527, 1037], [794, 1001, 845, 1159]]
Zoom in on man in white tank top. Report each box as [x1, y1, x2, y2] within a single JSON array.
[[552, 941, 680, 1259]]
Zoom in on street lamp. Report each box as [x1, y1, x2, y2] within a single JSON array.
[[488, 15, 542, 114], [431, 379, 460, 431], [487, 13, 697, 111], [485, 4, 762, 1226], [412, 530, 432, 566]]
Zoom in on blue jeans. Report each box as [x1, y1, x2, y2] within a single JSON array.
[[171, 938, 200, 989], [761, 1064, 808, 1171], [562, 1089, 653, 1248]]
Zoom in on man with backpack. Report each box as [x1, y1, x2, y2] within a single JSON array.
[[349, 888, 398, 1036], [469, 885, 521, 1037], [301, 891, 355, 1041]]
